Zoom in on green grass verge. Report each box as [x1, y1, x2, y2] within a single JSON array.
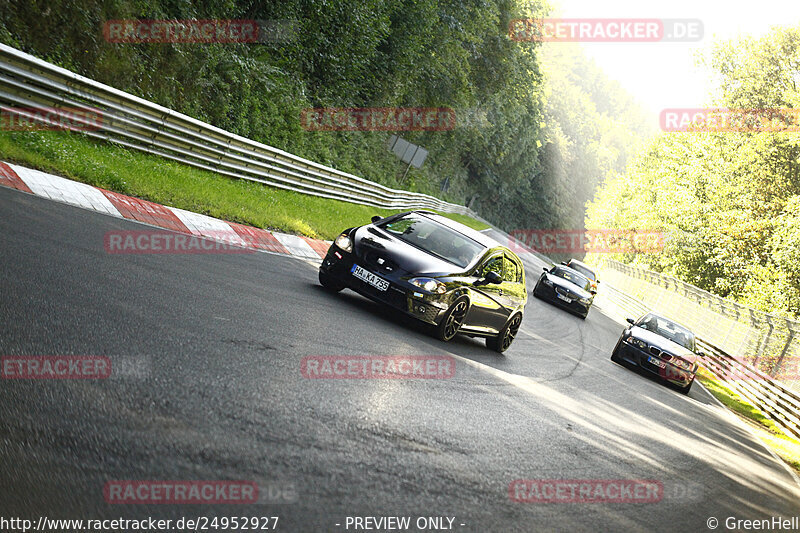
[[0, 130, 489, 240], [697, 367, 800, 473]]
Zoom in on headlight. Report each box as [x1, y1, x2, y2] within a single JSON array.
[[409, 277, 446, 294], [579, 297, 592, 304], [334, 233, 352, 253], [542, 277, 553, 286], [626, 336, 647, 350], [672, 357, 693, 371]]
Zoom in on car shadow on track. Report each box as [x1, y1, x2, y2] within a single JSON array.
[[308, 283, 510, 360]]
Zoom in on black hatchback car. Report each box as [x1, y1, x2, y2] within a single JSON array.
[[318, 211, 527, 352], [532, 265, 594, 318], [611, 312, 701, 394]]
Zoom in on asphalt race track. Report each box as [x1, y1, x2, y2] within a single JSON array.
[[2, 184, 799, 532]]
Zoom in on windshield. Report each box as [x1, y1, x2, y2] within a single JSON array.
[[636, 314, 696, 350], [379, 214, 485, 268], [569, 263, 596, 281], [551, 266, 591, 290]]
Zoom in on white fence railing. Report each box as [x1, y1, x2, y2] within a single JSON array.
[[0, 43, 475, 216]]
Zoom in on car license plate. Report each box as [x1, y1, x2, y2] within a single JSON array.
[[556, 293, 572, 302], [648, 355, 666, 369], [351, 264, 389, 292]]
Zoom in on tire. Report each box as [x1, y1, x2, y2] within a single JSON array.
[[486, 313, 523, 353], [436, 297, 469, 342], [319, 271, 344, 293], [677, 378, 694, 395], [532, 282, 541, 299]]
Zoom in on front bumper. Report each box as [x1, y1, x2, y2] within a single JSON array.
[[319, 244, 450, 326], [614, 341, 695, 387], [534, 283, 591, 316]]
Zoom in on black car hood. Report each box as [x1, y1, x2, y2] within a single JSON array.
[[629, 327, 697, 361], [545, 273, 592, 299], [352, 225, 463, 276]]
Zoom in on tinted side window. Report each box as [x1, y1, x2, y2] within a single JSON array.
[[481, 255, 504, 277], [503, 256, 520, 282]]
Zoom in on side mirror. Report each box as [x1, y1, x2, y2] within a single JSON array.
[[484, 271, 503, 285], [696, 349, 706, 358], [542, 267, 550, 272], [626, 318, 635, 325], [474, 271, 503, 286], [371, 215, 383, 224], [596, 279, 601, 284], [589, 289, 597, 295]]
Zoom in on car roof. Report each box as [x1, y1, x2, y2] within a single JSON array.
[[567, 258, 595, 272]]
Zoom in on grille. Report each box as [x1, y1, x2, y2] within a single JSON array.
[[649, 346, 662, 357], [359, 248, 400, 274], [386, 286, 408, 309]]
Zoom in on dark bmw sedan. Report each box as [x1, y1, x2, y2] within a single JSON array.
[[532, 265, 594, 319], [611, 312, 701, 394], [318, 211, 527, 352]]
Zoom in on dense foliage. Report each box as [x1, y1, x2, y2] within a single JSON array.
[[1, 0, 649, 233], [587, 26, 800, 317]]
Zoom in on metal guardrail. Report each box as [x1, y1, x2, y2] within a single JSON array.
[[0, 43, 475, 216], [595, 268, 800, 440], [699, 339, 800, 439]]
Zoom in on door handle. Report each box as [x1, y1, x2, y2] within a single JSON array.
[[498, 289, 504, 296]]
